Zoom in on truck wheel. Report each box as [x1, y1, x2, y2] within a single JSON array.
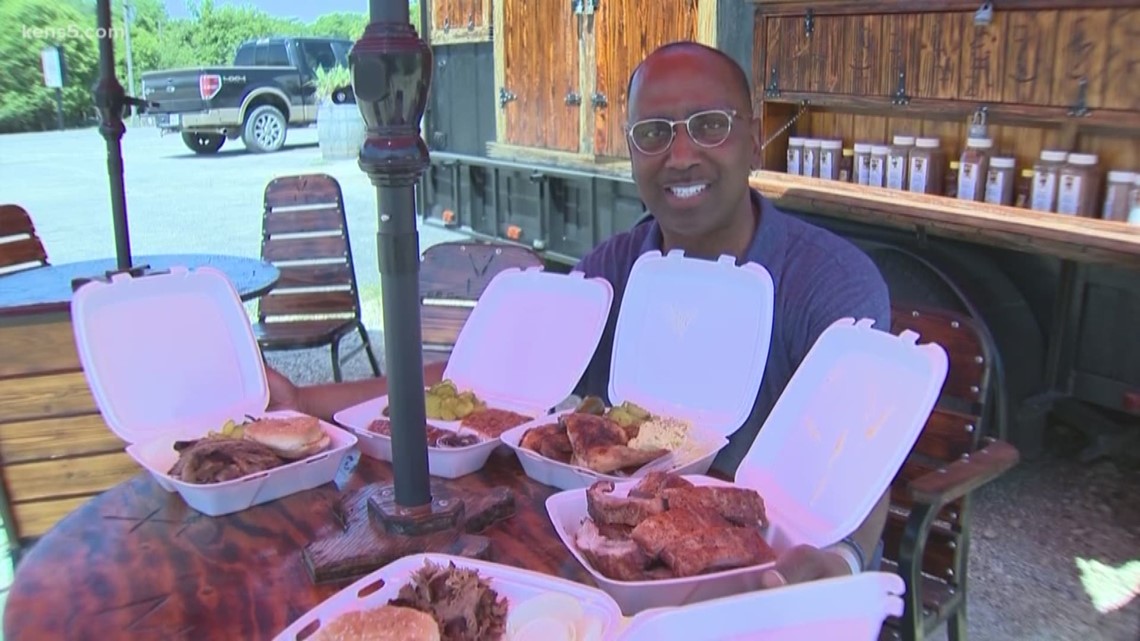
[[181, 132, 225, 154], [242, 105, 287, 153]]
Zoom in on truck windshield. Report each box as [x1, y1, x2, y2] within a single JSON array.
[[233, 43, 291, 66]]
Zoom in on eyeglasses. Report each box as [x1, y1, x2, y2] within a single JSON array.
[[625, 109, 739, 156]]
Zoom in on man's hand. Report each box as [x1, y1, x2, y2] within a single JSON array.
[[758, 544, 852, 589]]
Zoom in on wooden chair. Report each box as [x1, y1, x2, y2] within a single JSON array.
[[879, 304, 1020, 641], [0, 204, 50, 275], [419, 241, 545, 354], [253, 174, 380, 382]]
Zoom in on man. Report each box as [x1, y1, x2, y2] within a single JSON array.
[[268, 41, 890, 589]]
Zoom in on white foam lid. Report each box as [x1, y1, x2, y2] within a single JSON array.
[[853, 143, 873, 153], [871, 145, 890, 154], [734, 318, 948, 548], [70, 266, 270, 444], [990, 157, 1016, 169], [443, 267, 613, 416], [1107, 171, 1136, 182], [966, 137, 993, 149], [803, 139, 822, 147], [892, 135, 915, 146], [788, 137, 806, 146], [1040, 150, 1068, 162], [915, 137, 941, 148], [608, 250, 775, 438], [1067, 153, 1098, 166], [821, 139, 843, 150]]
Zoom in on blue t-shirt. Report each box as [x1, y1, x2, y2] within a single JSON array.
[[573, 189, 891, 475]]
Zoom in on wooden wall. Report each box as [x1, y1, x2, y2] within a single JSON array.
[[752, 3, 1140, 189], [429, 0, 492, 45], [0, 313, 136, 543]]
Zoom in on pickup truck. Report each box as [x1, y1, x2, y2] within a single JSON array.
[[140, 36, 353, 154]]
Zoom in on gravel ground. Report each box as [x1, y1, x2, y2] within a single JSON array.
[[3, 127, 1138, 641]]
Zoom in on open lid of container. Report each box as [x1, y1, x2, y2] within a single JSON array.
[[70, 266, 269, 445], [443, 267, 613, 416], [736, 318, 948, 548], [608, 250, 775, 438]]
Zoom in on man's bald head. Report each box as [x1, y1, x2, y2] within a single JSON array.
[[626, 41, 753, 120]]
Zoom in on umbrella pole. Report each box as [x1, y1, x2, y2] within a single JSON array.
[[352, 0, 433, 508], [93, 0, 133, 272]]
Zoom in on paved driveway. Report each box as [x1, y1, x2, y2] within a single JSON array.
[[0, 125, 468, 383]]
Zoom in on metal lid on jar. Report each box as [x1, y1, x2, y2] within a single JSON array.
[[990, 157, 1016, 169], [854, 143, 873, 153], [1040, 150, 1068, 162], [915, 138, 941, 149], [892, 135, 916, 146], [1067, 153, 1098, 166], [966, 137, 993, 149]]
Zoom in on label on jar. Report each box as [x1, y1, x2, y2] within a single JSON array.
[[1031, 171, 1057, 212], [868, 157, 885, 187], [1056, 173, 1083, 215], [984, 170, 1006, 205], [857, 157, 871, 185], [804, 149, 817, 177], [957, 162, 981, 200], [886, 156, 907, 189], [787, 149, 802, 175], [820, 154, 834, 180], [908, 157, 928, 193], [1103, 184, 1129, 219]]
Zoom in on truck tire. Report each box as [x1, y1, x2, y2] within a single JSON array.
[[242, 105, 287, 153], [181, 132, 225, 154]]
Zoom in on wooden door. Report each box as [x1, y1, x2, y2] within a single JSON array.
[[497, 0, 581, 152], [593, 0, 702, 159], [430, 0, 491, 44]]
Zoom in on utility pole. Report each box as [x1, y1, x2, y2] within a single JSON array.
[[122, 0, 136, 123]]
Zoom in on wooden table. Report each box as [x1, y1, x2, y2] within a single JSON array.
[[3, 453, 590, 641], [0, 253, 281, 313]]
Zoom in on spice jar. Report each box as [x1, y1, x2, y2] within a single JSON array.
[[1031, 150, 1068, 212], [957, 137, 993, 201], [803, 139, 821, 178], [1056, 153, 1100, 216], [839, 148, 855, 182], [1101, 171, 1136, 222], [787, 137, 805, 175], [869, 145, 890, 188], [908, 137, 944, 195], [854, 143, 873, 185], [945, 161, 961, 198], [1014, 169, 1035, 208], [1129, 175, 1140, 225], [886, 135, 914, 190], [984, 157, 1017, 206], [819, 140, 843, 181]]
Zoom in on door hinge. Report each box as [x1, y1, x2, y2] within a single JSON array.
[[1069, 77, 1090, 117], [591, 92, 607, 109], [565, 91, 582, 106], [765, 67, 781, 98], [573, 0, 599, 15], [804, 9, 815, 37], [892, 69, 910, 106], [499, 87, 517, 108]]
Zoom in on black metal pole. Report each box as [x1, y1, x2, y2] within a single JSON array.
[[352, 0, 434, 508], [93, 0, 133, 271]]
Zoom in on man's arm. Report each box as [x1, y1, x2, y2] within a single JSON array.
[[267, 360, 448, 422]]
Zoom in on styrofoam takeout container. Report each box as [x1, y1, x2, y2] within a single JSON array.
[[70, 265, 358, 516], [501, 250, 775, 490], [619, 572, 905, 641], [334, 267, 613, 478], [272, 553, 625, 641], [547, 316, 949, 614]]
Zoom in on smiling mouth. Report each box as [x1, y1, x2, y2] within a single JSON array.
[[667, 183, 709, 199]]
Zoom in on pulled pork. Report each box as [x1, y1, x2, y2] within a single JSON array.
[[389, 561, 508, 641]]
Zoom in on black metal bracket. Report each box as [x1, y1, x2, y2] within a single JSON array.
[[591, 92, 607, 109], [565, 91, 582, 106], [1069, 77, 1090, 117], [765, 67, 781, 98], [70, 264, 158, 292], [805, 9, 815, 37], [892, 70, 910, 106], [468, 13, 475, 30], [572, 0, 599, 15], [442, 18, 450, 33], [498, 87, 517, 109]]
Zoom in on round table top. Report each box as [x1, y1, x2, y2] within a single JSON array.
[[0, 254, 280, 315], [3, 454, 591, 641]]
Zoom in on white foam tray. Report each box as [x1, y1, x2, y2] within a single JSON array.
[[272, 553, 625, 641], [333, 394, 510, 479], [127, 409, 357, 517], [499, 409, 729, 491]]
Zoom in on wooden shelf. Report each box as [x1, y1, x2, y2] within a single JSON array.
[[749, 0, 1138, 15], [749, 171, 1140, 268], [762, 93, 1140, 136]]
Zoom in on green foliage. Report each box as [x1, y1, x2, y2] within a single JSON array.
[[314, 65, 353, 103], [0, 0, 421, 133]]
